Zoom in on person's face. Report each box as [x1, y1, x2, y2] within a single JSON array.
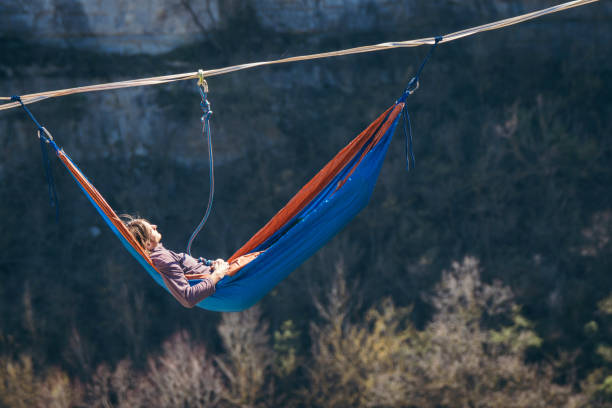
[[144, 222, 162, 250]]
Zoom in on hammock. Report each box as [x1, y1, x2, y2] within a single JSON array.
[[30, 98, 403, 312]]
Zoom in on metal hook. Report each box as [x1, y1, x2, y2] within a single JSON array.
[[197, 69, 209, 93], [405, 77, 420, 95]]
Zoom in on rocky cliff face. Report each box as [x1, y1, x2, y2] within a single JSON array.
[[0, 0, 608, 166], [1, 0, 227, 54], [2, 0, 608, 55]]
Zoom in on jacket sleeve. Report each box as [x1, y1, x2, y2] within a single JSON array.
[[154, 256, 216, 308]]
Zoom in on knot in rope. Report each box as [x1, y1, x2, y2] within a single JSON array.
[[11, 95, 54, 141]]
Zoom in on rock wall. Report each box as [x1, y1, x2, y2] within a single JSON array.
[[1, 0, 608, 55], [0, 0, 227, 54], [0, 0, 608, 168]]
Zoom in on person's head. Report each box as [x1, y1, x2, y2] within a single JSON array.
[[122, 215, 162, 252]]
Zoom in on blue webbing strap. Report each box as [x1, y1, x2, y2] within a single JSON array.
[[397, 36, 442, 170], [186, 79, 214, 257], [11, 95, 60, 220]]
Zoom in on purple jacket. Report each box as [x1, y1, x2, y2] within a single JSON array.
[[149, 244, 215, 308]]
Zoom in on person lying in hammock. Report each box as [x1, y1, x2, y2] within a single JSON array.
[[123, 216, 229, 308]]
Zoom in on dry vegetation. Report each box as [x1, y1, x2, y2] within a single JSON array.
[[2, 257, 609, 407]]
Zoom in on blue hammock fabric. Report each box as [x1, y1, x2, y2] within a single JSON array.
[[35, 96, 404, 312]]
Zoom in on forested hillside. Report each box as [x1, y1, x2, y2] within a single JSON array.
[[0, 1, 610, 406]]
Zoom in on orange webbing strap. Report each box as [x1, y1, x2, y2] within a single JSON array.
[[55, 149, 159, 273], [228, 104, 402, 262]]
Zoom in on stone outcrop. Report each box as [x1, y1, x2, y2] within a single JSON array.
[[1, 0, 608, 55], [0, 0, 226, 54]]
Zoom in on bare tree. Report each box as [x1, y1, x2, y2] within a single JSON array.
[[36, 368, 81, 408], [217, 305, 274, 407], [580, 292, 612, 407], [85, 359, 135, 408], [0, 354, 81, 408], [134, 331, 225, 408]]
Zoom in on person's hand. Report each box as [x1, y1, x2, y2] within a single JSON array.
[[211, 259, 228, 272], [211, 259, 229, 279]]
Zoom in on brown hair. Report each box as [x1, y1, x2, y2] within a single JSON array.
[[121, 215, 153, 252]]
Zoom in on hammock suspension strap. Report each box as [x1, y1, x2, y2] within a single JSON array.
[[11, 95, 60, 220], [398, 36, 442, 170], [186, 71, 215, 257]]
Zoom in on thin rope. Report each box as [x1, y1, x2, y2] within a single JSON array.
[[0, 0, 598, 111], [186, 75, 214, 257]]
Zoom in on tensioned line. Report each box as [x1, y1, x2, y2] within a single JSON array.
[[0, 0, 598, 111]]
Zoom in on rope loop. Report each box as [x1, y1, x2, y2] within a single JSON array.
[[11, 95, 51, 138]]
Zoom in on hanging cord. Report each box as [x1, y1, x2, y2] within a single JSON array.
[[11, 95, 60, 220], [398, 36, 442, 171], [186, 71, 215, 258]]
